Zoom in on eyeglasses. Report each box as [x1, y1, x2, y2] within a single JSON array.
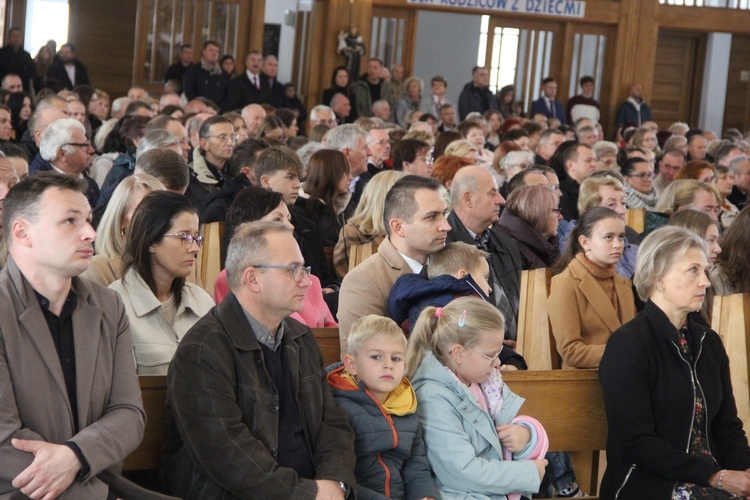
[[65, 141, 91, 149], [551, 208, 563, 215], [509, 163, 533, 170], [549, 184, 560, 192], [206, 134, 239, 143], [470, 345, 504, 363], [371, 140, 390, 146], [252, 264, 312, 282], [626, 172, 655, 180], [421, 156, 435, 165], [163, 233, 204, 248]]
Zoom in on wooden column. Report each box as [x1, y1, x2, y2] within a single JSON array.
[[605, 0, 659, 130], [305, 0, 373, 111]]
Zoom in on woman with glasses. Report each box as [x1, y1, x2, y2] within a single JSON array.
[[622, 156, 659, 210], [549, 207, 636, 369], [497, 184, 561, 270], [109, 191, 214, 375]]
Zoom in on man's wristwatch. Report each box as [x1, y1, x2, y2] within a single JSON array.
[[338, 481, 350, 498]]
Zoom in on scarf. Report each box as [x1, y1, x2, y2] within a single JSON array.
[[576, 253, 619, 314], [340, 371, 417, 416]]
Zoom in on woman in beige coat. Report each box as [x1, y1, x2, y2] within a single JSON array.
[[548, 207, 636, 369]]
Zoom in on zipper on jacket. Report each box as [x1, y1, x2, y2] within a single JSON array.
[[671, 342, 698, 452], [692, 331, 718, 464], [376, 452, 392, 497], [614, 464, 636, 499]]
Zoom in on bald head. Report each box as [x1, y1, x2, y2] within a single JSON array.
[[241, 104, 266, 138], [32, 108, 68, 147], [450, 165, 504, 233]]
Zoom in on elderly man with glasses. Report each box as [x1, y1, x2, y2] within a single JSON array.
[[187, 114, 237, 211], [29, 117, 99, 207], [165, 220, 356, 499]]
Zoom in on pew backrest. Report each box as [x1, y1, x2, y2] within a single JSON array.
[[626, 208, 646, 234], [312, 327, 341, 367], [516, 267, 557, 370], [124, 375, 168, 471]]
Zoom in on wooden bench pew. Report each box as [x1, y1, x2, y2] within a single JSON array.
[[626, 208, 646, 234], [348, 241, 378, 273], [711, 293, 750, 430], [504, 369, 607, 497], [516, 268, 558, 370], [313, 327, 341, 366], [197, 221, 225, 299], [124, 375, 168, 471]]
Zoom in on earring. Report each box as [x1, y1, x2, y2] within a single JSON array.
[[585, 250, 590, 258]]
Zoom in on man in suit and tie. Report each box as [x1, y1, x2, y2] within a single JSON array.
[[0, 172, 146, 498], [225, 50, 271, 111], [530, 77, 567, 126], [45, 43, 89, 90], [447, 166, 524, 347]]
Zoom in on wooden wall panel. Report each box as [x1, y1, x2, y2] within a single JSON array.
[[68, 0, 137, 98], [723, 35, 750, 133], [651, 32, 704, 128]]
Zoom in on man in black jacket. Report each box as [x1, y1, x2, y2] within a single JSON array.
[[447, 166, 523, 345], [165, 221, 356, 499], [182, 40, 229, 111], [457, 66, 498, 121], [0, 27, 34, 92], [45, 43, 89, 90]]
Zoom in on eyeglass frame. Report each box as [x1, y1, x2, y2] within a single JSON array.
[[625, 172, 656, 180], [205, 134, 240, 143], [469, 345, 504, 363], [64, 142, 92, 149], [163, 233, 204, 248], [251, 264, 312, 282]]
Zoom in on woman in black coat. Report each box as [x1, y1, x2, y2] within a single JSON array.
[[599, 226, 750, 499], [497, 184, 561, 270]]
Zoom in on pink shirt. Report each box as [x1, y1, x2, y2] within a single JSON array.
[[213, 269, 338, 328]]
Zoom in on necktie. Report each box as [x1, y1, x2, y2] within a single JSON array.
[[253, 75, 259, 90]]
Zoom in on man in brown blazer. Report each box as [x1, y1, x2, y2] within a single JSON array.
[[338, 175, 451, 352], [0, 172, 146, 498]]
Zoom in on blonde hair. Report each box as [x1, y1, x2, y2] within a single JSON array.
[[348, 170, 404, 236], [427, 242, 489, 279], [577, 176, 624, 215], [347, 315, 406, 355], [634, 226, 708, 301], [405, 297, 504, 379], [444, 139, 478, 158], [403, 130, 434, 146], [654, 179, 721, 214], [96, 173, 165, 259]]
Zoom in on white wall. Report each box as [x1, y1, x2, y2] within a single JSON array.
[[698, 33, 731, 135], [413, 10, 482, 106], [264, 0, 297, 84]]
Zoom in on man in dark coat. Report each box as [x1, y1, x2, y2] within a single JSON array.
[[0, 27, 35, 92], [446, 166, 523, 344], [225, 50, 272, 112], [182, 40, 230, 111], [45, 43, 89, 90], [163, 44, 194, 94], [165, 221, 357, 499], [262, 55, 288, 109], [457, 66, 498, 120]]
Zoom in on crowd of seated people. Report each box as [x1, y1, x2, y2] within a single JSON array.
[[3, 39, 750, 499]]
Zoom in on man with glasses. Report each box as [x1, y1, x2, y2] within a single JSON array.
[[166, 220, 356, 499], [30, 118, 99, 207], [190, 116, 237, 192]]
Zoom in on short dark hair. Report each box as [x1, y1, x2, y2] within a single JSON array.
[[0, 141, 26, 158], [621, 157, 649, 177], [255, 145, 303, 179], [3, 172, 86, 242], [227, 186, 284, 233], [457, 120, 482, 138], [203, 40, 220, 50], [686, 129, 704, 143], [507, 168, 547, 195], [146, 114, 179, 133], [580, 75, 594, 86], [122, 191, 197, 305], [431, 75, 447, 87], [383, 175, 442, 236], [391, 139, 430, 170], [542, 76, 556, 85], [179, 44, 192, 52], [226, 138, 270, 178], [61, 42, 76, 52], [500, 128, 529, 143], [199, 115, 232, 139], [135, 149, 190, 191], [124, 100, 152, 116]]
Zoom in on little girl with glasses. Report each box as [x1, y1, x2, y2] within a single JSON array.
[[406, 297, 548, 499]]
